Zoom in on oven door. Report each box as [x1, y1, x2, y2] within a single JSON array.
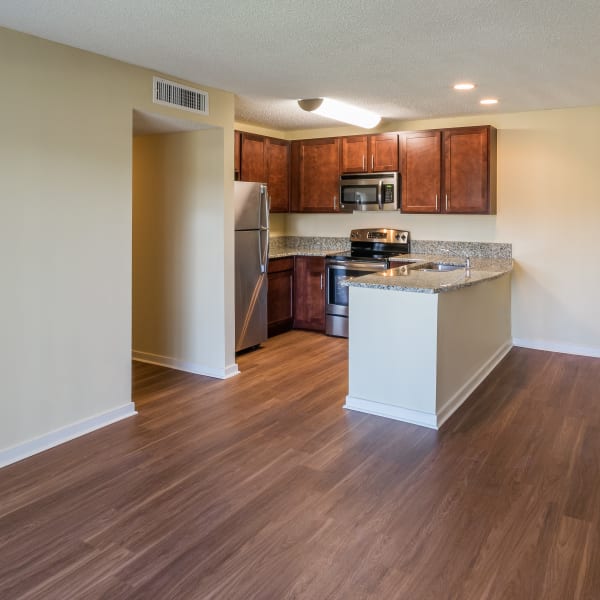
[[326, 259, 387, 337], [326, 259, 387, 317]]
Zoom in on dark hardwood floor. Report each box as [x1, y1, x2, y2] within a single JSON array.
[[1, 331, 600, 599]]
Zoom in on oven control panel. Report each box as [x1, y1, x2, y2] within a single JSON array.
[[350, 228, 409, 244]]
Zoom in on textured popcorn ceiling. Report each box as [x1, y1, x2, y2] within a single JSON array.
[[2, 1, 600, 130]]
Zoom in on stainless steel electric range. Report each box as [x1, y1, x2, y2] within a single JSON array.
[[325, 228, 410, 337]]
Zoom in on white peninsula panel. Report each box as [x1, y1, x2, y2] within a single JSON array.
[[345, 274, 512, 429]]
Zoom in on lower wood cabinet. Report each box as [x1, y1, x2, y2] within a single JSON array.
[[293, 256, 325, 331], [267, 257, 294, 337]]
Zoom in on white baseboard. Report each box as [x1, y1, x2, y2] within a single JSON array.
[[132, 350, 240, 379], [344, 396, 438, 429], [436, 340, 513, 428], [512, 338, 600, 359], [345, 340, 513, 431], [0, 403, 137, 469]]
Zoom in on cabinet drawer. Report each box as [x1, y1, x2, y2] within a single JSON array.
[[268, 257, 294, 273]]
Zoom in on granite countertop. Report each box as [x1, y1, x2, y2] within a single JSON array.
[[268, 237, 513, 294], [346, 254, 513, 294], [269, 236, 349, 259], [269, 248, 335, 258]]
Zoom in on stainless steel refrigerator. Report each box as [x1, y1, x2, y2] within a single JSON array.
[[234, 181, 270, 352]]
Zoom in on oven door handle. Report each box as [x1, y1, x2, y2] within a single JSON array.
[[327, 260, 388, 271]]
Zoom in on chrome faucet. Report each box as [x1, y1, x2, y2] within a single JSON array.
[[439, 248, 471, 274]]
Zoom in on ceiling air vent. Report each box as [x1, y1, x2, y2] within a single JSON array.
[[152, 77, 209, 115]]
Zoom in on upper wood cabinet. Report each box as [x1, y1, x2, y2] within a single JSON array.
[[341, 133, 398, 173], [400, 130, 442, 213], [444, 126, 496, 214], [265, 137, 290, 212], [240, 132, 267, 183], [291, 138, 341, 212], [234, 130, 241, 180], [238, 131, 290, 212], [400, 125, 496, 214], [341, 136, 368, 173]]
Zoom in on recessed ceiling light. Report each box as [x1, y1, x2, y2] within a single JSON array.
[[453, 83, 475, 90], [480, 98, 499, 105], [297, 98, 381, 129]]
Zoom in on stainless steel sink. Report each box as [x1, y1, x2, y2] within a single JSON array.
[[413, 263, 463, 272]]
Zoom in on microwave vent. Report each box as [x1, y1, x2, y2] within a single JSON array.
[[152, 77, 209, 115]]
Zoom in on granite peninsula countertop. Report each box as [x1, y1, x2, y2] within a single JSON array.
[[346, 254, 513, 294], [268, 236, 512, 294]]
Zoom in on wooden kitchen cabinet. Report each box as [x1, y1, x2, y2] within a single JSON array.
[[240, 132, 267, 183], [400, 130, 442, 213], [267, 257, 294, 337], [239, 132, 290, 212], [291, 138, 341, 212], [342, 133, 398, 173], [400, 125, 496, 214], [293, 256, 325, 331], [265, 137, 290, 212], [443, 126, 496, 214], [234, 130, 241, 180], [341, 135, 369, 173]]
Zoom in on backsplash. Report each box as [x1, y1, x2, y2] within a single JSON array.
[[411, 240, 512, 259], [269, 235, 350, 253], [270, 235, 511, 259]]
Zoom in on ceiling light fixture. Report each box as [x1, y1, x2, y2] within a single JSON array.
[[297, 98, 381, 129], [480, 98, 499, 105], [453, 82, 475, 90]]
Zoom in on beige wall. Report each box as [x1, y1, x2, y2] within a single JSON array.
[[278, 107, 600, 356], [0, 27, 236, 460], [133, 130, 238, 377]]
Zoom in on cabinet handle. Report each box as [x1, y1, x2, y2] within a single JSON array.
[[320, 273, 324, 290], [362, 156, 366, 171], [445, 194, 448, 211], [371, 155, 374, 171], [333, 195, 338, 211], [435, 194, 439, 211]]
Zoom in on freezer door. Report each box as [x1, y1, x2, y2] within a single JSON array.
[[235, 181, 268, 231], [235, 230, 268, 352]]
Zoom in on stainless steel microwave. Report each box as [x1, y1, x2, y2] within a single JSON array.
[[339, 172, 400, 212]]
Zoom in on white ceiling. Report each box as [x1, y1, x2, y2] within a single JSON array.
[[2, 1, 600, 130]]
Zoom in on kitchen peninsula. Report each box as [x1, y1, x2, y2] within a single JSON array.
[[268, 234, 512, 429], [345, 257, 512, 429]]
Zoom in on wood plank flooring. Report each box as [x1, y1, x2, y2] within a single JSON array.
[[1, 331, 600, 599]]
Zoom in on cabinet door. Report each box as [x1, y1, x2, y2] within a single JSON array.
[[443, 126, 495, 214], [240, 132, 266, 183], [370, 133, 398, 172], [266, 137, 290, 212], [267, 258, 294, 336], [342, 136, 368, 173], [291, 138, 341, 212], [234, 130, 241, 180], [400, 130, 441, 213], [293, 256, 325, 331]]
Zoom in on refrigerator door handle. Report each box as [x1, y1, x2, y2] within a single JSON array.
[[265, 190, 270, 230], [259, 184, 269, 273], [260, 185, 270, 231], [259, 228, 269, 273]]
